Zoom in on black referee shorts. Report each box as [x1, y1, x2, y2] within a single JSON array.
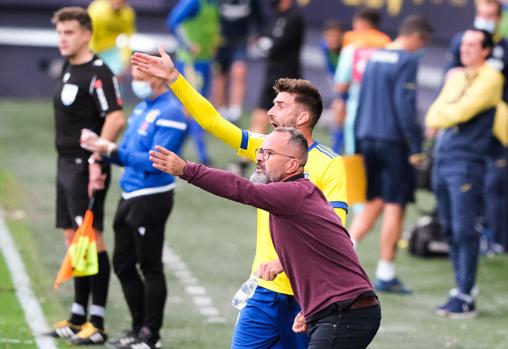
[[56, 156, 110, 231]]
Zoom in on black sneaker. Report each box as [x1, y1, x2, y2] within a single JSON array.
[[434, 296, 477, 319], [69, 322, 108, 345], [124, 327, 159, 349], [108, 330, 138, 348], [46, 320, 83, 339]]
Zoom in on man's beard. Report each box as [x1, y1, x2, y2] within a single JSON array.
[[250, 171, 269, 184]]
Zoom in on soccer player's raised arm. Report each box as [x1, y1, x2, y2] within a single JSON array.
[[132, 45, 249, 157]]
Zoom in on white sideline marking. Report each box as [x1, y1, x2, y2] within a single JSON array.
[[0, 214, 58, 349], [163, 243, 226, 323]]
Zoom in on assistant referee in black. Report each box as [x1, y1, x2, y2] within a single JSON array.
[[48, 7, 125, 345]]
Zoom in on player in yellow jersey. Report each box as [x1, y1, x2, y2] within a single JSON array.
[[132, 45, 348, 349]]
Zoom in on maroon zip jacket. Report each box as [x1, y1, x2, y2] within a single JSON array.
[[181, 162, 374, 319]]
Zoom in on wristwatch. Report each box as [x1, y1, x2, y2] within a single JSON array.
[[88, 156, 103, 165]]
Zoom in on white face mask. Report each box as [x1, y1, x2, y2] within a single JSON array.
[[474, 17, 497, 33], [131, 80, 153, 99]]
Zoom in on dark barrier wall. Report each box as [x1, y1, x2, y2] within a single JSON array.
[[1, 0, 474, 41], [299, 0, 475, 41], [0, 0, 470, 98], [0, 0, 173, 12]]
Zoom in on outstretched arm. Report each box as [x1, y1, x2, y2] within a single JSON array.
[[149, 145, 187, 176], [132, 45, 261, 160], [131, 44, 180, 84], [149, 146, 304, 215]]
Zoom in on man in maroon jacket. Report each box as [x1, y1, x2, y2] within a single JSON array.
[[149, 127, 381, 349]]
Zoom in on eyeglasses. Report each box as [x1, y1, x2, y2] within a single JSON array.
[[256, 148, 296, 160]]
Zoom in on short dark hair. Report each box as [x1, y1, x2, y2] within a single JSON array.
[[273, 78, 323, 129], [399, 14, 433, 41], [467, 28, 495, 50], [354, 8, 382, 28], [274, 127, 308, 166], [52, 7, 93, 32]]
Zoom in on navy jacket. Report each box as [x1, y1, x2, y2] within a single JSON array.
[[355, 47, 423, 154]]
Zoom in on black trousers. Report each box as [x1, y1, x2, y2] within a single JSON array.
[[307, 305, 381, 349], [112, 191, 173, 337]]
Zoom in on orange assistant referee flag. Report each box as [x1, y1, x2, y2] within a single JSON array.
[[54, 208, 98, 290]]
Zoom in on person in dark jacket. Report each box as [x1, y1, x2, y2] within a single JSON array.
[[348, 15, 432, 295], [250, 0, 304, 135], [445, 0, 508, 254], [426, 29, 504, 319], [213, 0, 264, 122], [150, 127, 381, 349]]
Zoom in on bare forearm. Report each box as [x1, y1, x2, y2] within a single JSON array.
[[100, 110, 125, 141]]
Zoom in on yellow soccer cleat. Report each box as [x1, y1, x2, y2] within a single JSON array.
[[46, 320, 83, 339], [70, 322, 108, 345]]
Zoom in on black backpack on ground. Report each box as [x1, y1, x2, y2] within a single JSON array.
[[408, 213, 449, 258]]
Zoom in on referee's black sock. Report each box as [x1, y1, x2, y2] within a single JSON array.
[[69, 276, 90, 325], [90, 251, 110, 330]]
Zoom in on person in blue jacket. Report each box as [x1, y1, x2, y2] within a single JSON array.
[[320, 20, 344, 154], [348, 15, 433, 294], [167, 0, 219, 165], [445, 0, 508, 254], [80, 62, 187, 349]]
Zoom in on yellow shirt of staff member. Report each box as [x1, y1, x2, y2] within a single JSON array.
[[132, 47, 349, 296], [88, 0, 135, 74]]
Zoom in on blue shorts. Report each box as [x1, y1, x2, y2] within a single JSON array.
[[231, 286, 308, 349], [357, 139, 415, 205]]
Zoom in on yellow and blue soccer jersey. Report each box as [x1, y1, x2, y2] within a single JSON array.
[[170, 74, 348, 295]]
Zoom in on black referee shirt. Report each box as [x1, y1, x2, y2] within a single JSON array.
[[53, 55, 123, 157]]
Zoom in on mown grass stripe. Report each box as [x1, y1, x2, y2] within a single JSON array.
[[163, 243, 226, 324]]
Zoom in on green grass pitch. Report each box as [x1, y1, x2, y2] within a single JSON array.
[[0, 99, 507, 348]]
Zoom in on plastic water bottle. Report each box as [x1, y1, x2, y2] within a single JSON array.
[[231, 276, 257, 310]]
